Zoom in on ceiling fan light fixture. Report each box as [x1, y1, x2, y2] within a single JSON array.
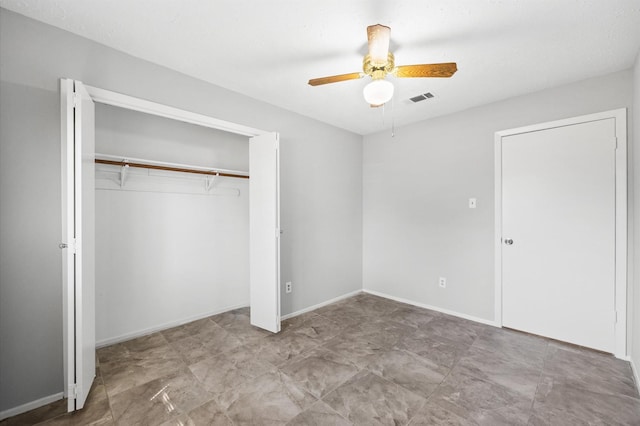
[[367, 24, 391, 66], [363, 78, 394, 106]]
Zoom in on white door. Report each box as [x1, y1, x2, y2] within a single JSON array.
[[61, 79, 96, 410], [501, 118, 616, 353], [249, 132, 281, 333]]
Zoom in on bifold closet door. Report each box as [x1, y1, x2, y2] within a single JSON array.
[[61, 79, 96, 411], [249, 132, 281, 333]]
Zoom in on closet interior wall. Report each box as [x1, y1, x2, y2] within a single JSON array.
[[95, 104, 250, 346]]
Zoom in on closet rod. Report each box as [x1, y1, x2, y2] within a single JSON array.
[[95, 159, 249, 179]]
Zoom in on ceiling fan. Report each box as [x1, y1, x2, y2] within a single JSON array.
[[308, 24, 457, 107]]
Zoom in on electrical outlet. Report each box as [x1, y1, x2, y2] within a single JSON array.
[[469, 198, 477, 209], [285, 281, 292, 293], [439, 277, 447, 288]]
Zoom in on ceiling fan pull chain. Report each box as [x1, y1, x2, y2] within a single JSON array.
[[382, 102, 389, 131], [391, 97, 395, 138]]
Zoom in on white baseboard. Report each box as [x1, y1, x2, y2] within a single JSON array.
[[0, 392, 64, 421], [631, 356, 640, 394], [363, 289, 499, 327], [281, 288, 498, 328], [96, 302, 249, 347], [281, 290, 363, 320]]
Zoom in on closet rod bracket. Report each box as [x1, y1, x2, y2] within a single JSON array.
[[120, 163, 129, 188], [205, 173, 219, 192]]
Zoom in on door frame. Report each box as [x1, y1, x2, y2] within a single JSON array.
[[61, 81, 281, 406], [494, 108, 627, 359]]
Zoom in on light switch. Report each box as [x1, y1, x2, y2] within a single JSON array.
[[469, 198, 477, 209]]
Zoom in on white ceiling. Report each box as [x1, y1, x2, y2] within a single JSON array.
[[2, 0, 640, 135]]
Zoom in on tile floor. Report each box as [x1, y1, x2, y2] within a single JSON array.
[[3, 293, 640, 425]]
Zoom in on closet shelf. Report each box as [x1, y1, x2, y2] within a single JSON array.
[[94, 153, 249, 179]]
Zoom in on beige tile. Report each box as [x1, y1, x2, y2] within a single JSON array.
[[408, 401, 468, 425], [323, 334, 388, 369], [170, 326, 243, 365], [426, 369, 533, 425], [286, 400, 352, 426], [532, 375, 640, 425], [280, 347, 360, 398], [189, 347, 276, 397], [338, 319, 413, 349], [315, 309, 364, 328], [97, 332, 169, 366], [222, 371, 316, 425], [365, 349, 447, 397], [170, 335, 213, 365], [125, 332, 170, 352], [323, 371, 426, 426], [472, 327, 548, 363], [395, 328, 470, 369], [211, 311, 272, 345], [245, 329, 320, 367], [109, 371, 213, 425], [100, 342, 188, 397], [288, 315, 342, 343], [527, 410, 589, 426], [9, 298, 640, 426], [162, 325, 194, 343], [455, 345, 543, 399], [542, 343, 638, 399], [183, 399, 233, 425], [280, 312, 321, 333], [180, 318, 220, 337], [158, 413, 196, 426], [384, 305, 440, 329], [345, 294, 404, 317], [210, 309, 250, 328], [418, 316, 483, 347]]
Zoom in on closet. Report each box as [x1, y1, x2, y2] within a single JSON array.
[[94, 104, 251, 346], [60, 79, 280, 411]]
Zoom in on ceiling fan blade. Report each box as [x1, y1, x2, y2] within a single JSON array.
[[308, 72, 363, 86], [394, 62, 458, 78]]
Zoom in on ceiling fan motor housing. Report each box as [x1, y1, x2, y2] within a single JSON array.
[[363, 52, 395, 80]]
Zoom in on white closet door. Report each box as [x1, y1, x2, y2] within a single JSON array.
[[501, 118, 616, 352], [249, 132, 281, 333], [61, 79, 96, 410]]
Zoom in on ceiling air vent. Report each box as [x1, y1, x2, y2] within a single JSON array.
[[409, 92, 435, 103]]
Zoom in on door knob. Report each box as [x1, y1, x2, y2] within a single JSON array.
[[59, 243, 68, 249], [504, 239, 514, 245]]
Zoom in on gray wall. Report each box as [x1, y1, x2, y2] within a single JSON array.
[[0, 8, 363, 412], [363, 70, 633, 322], [633, 50, 640, 380], [0, 81, 65, 412]]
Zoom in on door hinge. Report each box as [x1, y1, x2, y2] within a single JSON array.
[[614, 310, 618, 324], [68, 383, 78, 398], [73, 93, 82, 108], [69, 238, 78, 254], [613, 137, 618, 150]]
